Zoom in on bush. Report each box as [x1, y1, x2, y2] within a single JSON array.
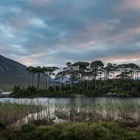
[[101, 85, 112, 93], [0, 122, 140, 140], [21, 124, 36, 133], [0, 122, 6, 129], [48, 86, 54, 91]]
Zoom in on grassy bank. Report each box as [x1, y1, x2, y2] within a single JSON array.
[[0, 122, 140, 140], [0, 100, 140, 139]]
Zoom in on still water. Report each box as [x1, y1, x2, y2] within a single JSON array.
[[0, 97, 140, 105]]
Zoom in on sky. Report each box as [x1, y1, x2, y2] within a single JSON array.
[[0, 0, 140, 67]]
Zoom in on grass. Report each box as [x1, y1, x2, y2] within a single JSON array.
[[0, 99, 140, 128], [54, 100, 140, 127], [0, 122, 140, 140], [0, 101, 43, 126], [0, 99, 140, 139]]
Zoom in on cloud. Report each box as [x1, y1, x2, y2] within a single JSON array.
[[0, 0, 140, 67], [119, 0, 140, 11]]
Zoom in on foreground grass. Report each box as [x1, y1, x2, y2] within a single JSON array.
[[0, 101, 140, 139], [0, 122, 140, 140], [0, 102, 42, 126], [1, 99, 140, 127]]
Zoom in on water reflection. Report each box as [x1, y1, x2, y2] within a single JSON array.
[[0, 97, 140, 106]]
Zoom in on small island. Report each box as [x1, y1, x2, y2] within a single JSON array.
[[10, 61, 140, 98]]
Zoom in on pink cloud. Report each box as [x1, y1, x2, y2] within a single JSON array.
[[14, 53, 46, 66], [123, 0, 140, 9], [100, 53, 140, 65], [116, 0, 140, 11]]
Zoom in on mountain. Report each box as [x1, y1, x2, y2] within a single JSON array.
[[0, 55, 61, 91], [0, 55, 28, 90]]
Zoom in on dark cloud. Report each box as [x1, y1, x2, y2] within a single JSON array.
[[0, 0, 140, 66]]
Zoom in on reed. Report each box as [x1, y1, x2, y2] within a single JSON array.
[[0, 101, 42, 126], [54, 100, 140, 127], [1, 99, 140, 127]]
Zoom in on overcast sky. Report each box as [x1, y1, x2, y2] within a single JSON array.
[[0, 0, 140, 67]]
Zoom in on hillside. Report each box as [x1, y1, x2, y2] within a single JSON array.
[[0, 55, 28, 91]]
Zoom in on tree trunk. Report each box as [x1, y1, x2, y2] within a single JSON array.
[[47, 73, 50, 90], [32, 73, 35, 87], [37, 73, 40, 90], [59, 76, 62, 91], [70, 73, 73, 91]]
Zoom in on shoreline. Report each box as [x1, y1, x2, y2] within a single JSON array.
[[1, 94, 140, 98]]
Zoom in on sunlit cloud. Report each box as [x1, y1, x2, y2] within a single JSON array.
[[120, 0, 140, 10], [101, 53, 140, 65], [12, 53, 47, 66]]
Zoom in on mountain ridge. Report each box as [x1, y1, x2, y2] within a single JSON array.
[[0, 55, 28, 90]]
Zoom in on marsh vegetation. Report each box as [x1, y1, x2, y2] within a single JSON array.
[[1, 122, 140, 140], [0, 98, 140, 139], [1, 98, 140, 128], [54, 100, 140, 127], [0, 102, 42, 126]]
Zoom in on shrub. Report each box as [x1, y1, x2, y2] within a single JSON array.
[[21, 124, 36, 133], [0, 122, 6, 129], [0, 122, 140, 140], [48, 86, 54, 91], [101, 85, 112, 93]]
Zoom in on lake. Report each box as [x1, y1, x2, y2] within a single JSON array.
[[0, 97, 140, 105]]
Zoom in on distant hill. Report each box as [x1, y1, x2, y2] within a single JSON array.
[[0, 55, 28, 90], [0, 55, 63, 91]]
